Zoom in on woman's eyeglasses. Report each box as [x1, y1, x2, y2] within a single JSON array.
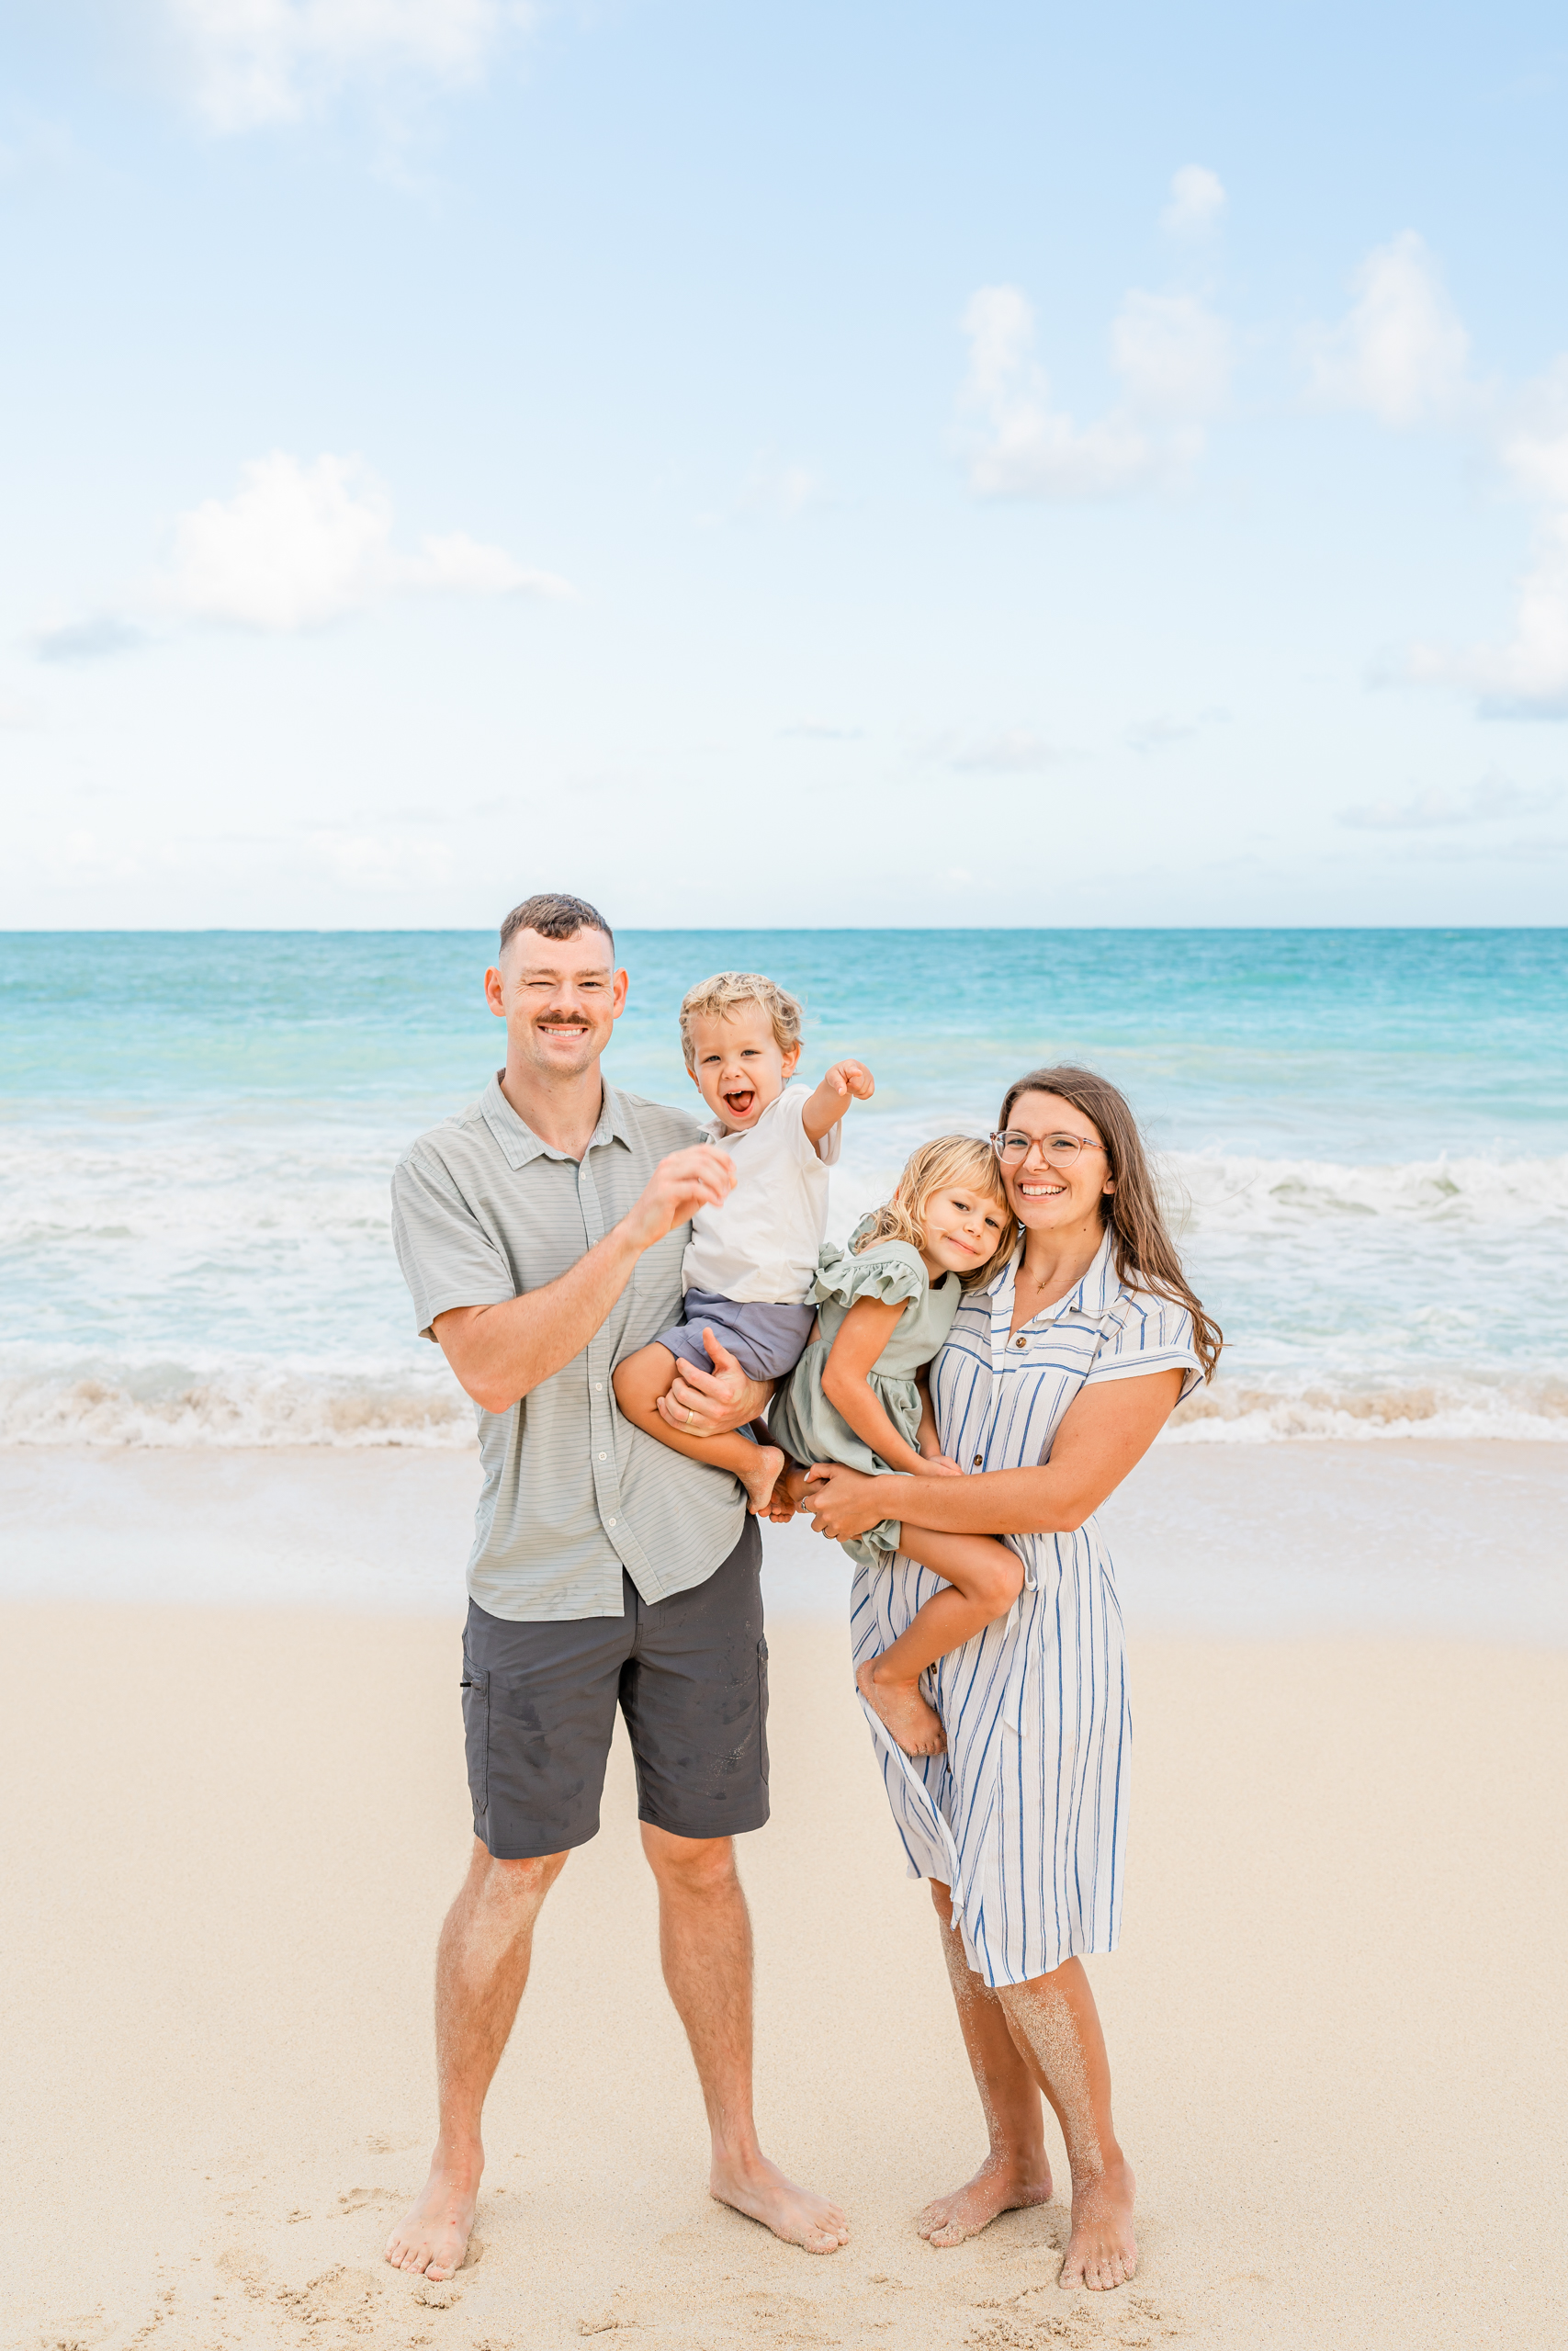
[[990, 1129, 1107, 1168]]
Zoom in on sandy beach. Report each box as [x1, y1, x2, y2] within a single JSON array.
[[3, 1444, 1566, 2351]]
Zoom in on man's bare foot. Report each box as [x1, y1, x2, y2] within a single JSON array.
[[384, 2143, 480, 2282], [710, 2151, 850, 2255], [1058, 2157, 1137, 2291], [917, 2149, 1054, 2248], [739, 1443, 786, 1516], [857, 1659, 947, 1757]]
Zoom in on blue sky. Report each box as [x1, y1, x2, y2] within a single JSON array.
[[4, 0, 1568, 928]]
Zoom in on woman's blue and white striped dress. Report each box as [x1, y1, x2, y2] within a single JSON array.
[[851, 1231, 1203, 1990]]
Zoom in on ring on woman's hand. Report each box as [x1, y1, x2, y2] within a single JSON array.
[[685, 1407, 694, 1427]]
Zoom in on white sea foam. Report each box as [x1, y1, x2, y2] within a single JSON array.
[[5, 1122, 1564, 1446]]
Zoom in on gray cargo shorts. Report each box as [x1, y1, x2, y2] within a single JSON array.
[[459, 1516, 768, 1860]]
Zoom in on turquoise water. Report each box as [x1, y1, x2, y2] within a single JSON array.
[[3, 929, 1565, 1443]]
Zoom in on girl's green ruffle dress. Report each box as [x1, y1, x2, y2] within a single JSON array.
[[769, 1219, 964, 1569]]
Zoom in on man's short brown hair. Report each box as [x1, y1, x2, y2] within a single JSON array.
[[499, 893, 615, 958]]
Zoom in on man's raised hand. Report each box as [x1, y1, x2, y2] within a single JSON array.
[[622, 1146, 736, 1252]]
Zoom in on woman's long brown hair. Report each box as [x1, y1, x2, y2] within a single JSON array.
[[998, 1066, 1223, 1383]]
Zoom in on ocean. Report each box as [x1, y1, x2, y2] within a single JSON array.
[[3, 928, 1565, 1449]]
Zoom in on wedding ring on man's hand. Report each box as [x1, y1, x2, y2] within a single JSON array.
[[685, 1407, 694, 1427]]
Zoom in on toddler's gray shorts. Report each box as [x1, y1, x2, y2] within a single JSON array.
[[657, 1287, 816, 1384]]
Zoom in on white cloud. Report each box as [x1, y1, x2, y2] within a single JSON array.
[[1126, 707, 1230, 753], [960, 283, 1230, 501], [1306, 232, 1472, 426], [155, 451, 570, 631], [940, 729, 1071, 773], [1161, 164, 1226, 239], [1338, 774, 1562, 829], [1403, 362, 1568, 714], [163, 0, 532, 132]]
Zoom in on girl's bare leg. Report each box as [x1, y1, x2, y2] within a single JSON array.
[[916, 1881, 1054, 2246], [613, 1343, 784, 1512], [857, 1528, 1022, 1758], [922, 1886, 1135, 2289]]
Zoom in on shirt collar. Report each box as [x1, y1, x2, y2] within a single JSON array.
[[480, 1072, 635, 1170], [985, 1226, 1122, 1334]]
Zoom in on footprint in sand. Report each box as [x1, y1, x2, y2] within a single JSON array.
[[336, 2186, 403, 2213]]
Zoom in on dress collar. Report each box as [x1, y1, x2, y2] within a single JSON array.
[[985, 1226, 1122, 1342]]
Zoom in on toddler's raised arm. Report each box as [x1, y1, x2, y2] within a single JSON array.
[[802, 1058, 874, 1145]]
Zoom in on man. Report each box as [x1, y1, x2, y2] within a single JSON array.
[[385, 891, 849, 2282]]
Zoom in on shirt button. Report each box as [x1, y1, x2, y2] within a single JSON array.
[[594, 1382, 604, 1391], [598, 1452, 607, 1461], [1016, 1336, 1027, 1350], [606, 1516, 617, 1527], [972, 1454, 984, 1468]]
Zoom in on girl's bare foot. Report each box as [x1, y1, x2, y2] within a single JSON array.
[[739, 1443, 785, 1515], [857, 1658, 947, 1757], [917, 2150, 1054, 2247], [1058, 2157, 1137, 2290]]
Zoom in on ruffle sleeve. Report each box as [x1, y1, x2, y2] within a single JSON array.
[[810, 1235, 929, 1315]]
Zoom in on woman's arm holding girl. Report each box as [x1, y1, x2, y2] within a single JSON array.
[[801, 1366, 1184, 1542]]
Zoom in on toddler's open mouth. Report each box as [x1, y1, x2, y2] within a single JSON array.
[[721, 1087, 759, 1120]]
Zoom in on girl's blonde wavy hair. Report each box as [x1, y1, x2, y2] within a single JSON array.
[[854, 1135, 1017, 1292]]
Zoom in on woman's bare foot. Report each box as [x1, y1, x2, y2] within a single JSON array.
[[857, 1658, 947, 1757], [739, 1443, 786, 1516], [1058, 2157, 1137, 2290], [917, 2149, 1054, 2248], [710, 2150, 850, 2255], [384, 2142, 480, 2281]]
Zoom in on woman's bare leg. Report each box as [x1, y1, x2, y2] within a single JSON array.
[[998, 1961, 1136, 2290], [920, 1884, 1135, 2288], [916, 1880, 1054, 2246], [857, 1529, 1022, 1759], [613, 1342, 784, 1511]]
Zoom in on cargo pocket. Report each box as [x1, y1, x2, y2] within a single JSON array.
[[460, 1667, 491, 1822], [757, 1637, 770, 1787]]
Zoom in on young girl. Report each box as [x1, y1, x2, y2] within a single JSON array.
[[770, 1136, 1023, 1760]]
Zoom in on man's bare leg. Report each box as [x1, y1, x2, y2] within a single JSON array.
[[385, 1838, 568, 2280], [640, 1824, 849, 2255], [917, 1880, 1055, 2246], [998, 1958, 1136, 2290]]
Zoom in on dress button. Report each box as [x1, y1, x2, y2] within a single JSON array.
[[1016, 1335, 1027, 1349], [972, 1454, 984, 1468]]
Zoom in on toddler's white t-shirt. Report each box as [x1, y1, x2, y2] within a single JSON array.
[[682, 1082, 841, 1305]]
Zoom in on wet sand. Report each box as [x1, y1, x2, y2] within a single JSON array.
[[3, 1457, 1566, 2348]]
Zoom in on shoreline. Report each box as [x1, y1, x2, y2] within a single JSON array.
[[5, 1439, 1565, 1637]]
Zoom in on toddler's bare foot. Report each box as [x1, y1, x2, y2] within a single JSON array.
[[766, 1462, 809, 1522], [739, 1443, 785, 1515], [857, 1658, 946, 1757]]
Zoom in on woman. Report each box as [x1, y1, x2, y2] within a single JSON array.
[[801, 1067, 1221, 2293]]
